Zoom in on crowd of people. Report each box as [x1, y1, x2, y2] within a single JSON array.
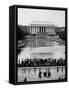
[[22, 67, 65, 82], [23, 70, 51, 82], [18, 58, 65, 67]]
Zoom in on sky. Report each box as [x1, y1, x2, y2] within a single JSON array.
[[18, 8, 65, 27]]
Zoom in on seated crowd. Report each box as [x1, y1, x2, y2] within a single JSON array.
[[18, 58, 65, 67]]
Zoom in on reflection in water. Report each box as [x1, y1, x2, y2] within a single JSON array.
[[18, 46, 65, 63]]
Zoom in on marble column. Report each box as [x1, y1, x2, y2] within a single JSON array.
[[38, 26, 40, 33], [30, 26, 31, 33], [41, 26, 42, 33], [30, 26, 33, 33], [34, 26, 36, 34], [36, 26, 38, 33], [32, 26, 35, 34]]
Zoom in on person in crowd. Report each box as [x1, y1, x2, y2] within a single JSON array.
[[24, 77, 27, 82], [39, 71, 42, 78], [47, 71, 51, 78], [43, 72, 47, 77], [57, 66, 59, 72], [47, 68, 51, 78]]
